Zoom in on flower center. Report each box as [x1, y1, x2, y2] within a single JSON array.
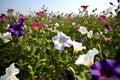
[[15, 30, 19, 32], [102, 73, 108, 78], [59, 40, 64, 44]]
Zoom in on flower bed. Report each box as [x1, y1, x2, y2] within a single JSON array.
[[0, 3, 120, 80]]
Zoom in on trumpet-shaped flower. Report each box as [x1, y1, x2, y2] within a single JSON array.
[[75, 48, 99, 66], [87, 30, 93, 39], [90, 59, 120, 80], [0, 63, 19, 80], [52, 31, 72, 50], [78, 26, 88, 35], [7, 22, 25, 37], [0, 32, 12, 43], [72, 38, 86, 53]]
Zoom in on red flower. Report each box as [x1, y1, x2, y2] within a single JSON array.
[[99, 15, 106, 20], [0, 13, 8, 22], [30, 22, 43, 30], [0, 14, 6, 18], [7, 9, 14, 14], [81, 5, 89, 9]]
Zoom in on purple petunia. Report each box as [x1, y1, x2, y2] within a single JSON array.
[[90, 59, 120, 80], [104, 23, 112, 31], [65, 67, 77, 80], [75, 38, 82, 43], [7, 22, 25, 37]]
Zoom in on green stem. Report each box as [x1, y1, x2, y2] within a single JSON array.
[[97, 43, 103, 59]]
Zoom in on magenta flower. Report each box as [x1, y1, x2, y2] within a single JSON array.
[[90, 59, 120, 80], [0, 14, 8, 22], [18, 14, 26, 23], [7, 22, 25, 37], [36, 11, 44, 16]]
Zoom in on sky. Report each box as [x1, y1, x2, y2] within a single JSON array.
[[0, 0, 118, 15]]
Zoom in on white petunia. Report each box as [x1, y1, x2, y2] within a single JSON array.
[[52, 31, 72, 50], [72, 40, 86, 52], [0, 32, 12, 43], [78, 26, 88, 35], [87, 30, 93, 39], [75, 48, 99, 66], [0, 63, 19, 80]]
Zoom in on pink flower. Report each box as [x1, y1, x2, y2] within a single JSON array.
[[36, 11, 44, 16]]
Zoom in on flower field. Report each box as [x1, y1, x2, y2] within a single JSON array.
[[0, 2, 120, 80]]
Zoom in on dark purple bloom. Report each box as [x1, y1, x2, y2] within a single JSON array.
[[90, 59, 120, 80], [104, 23, 112, 30], [18, 18, 25, 23], [7, 22, 25, 37], [75, 38, 82, 43], [65, 67, 76, 80]]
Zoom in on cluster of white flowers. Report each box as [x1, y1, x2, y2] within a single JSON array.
[[78, 26, 93, 39]]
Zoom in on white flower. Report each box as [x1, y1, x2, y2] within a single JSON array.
[[72, 22, 76, 26], [0, 33, 2, 38], [78, 26, 88, 34], [87, 30, 93, 39], [72, 40, 86, 52], [0, 63, 19, 80], [54, 23, 59, 27], [75, 48, 99, 66], [0, 32, 12, 43], [52, 31, 72, 50]]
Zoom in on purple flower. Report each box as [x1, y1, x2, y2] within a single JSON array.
[[104, 23, 112, 30], [90, 59, 120, 80], [65, 67, 76, 80], [18, 18, 24, 23], [75, 38, 82, 43], [7, 22, 25, 37]]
